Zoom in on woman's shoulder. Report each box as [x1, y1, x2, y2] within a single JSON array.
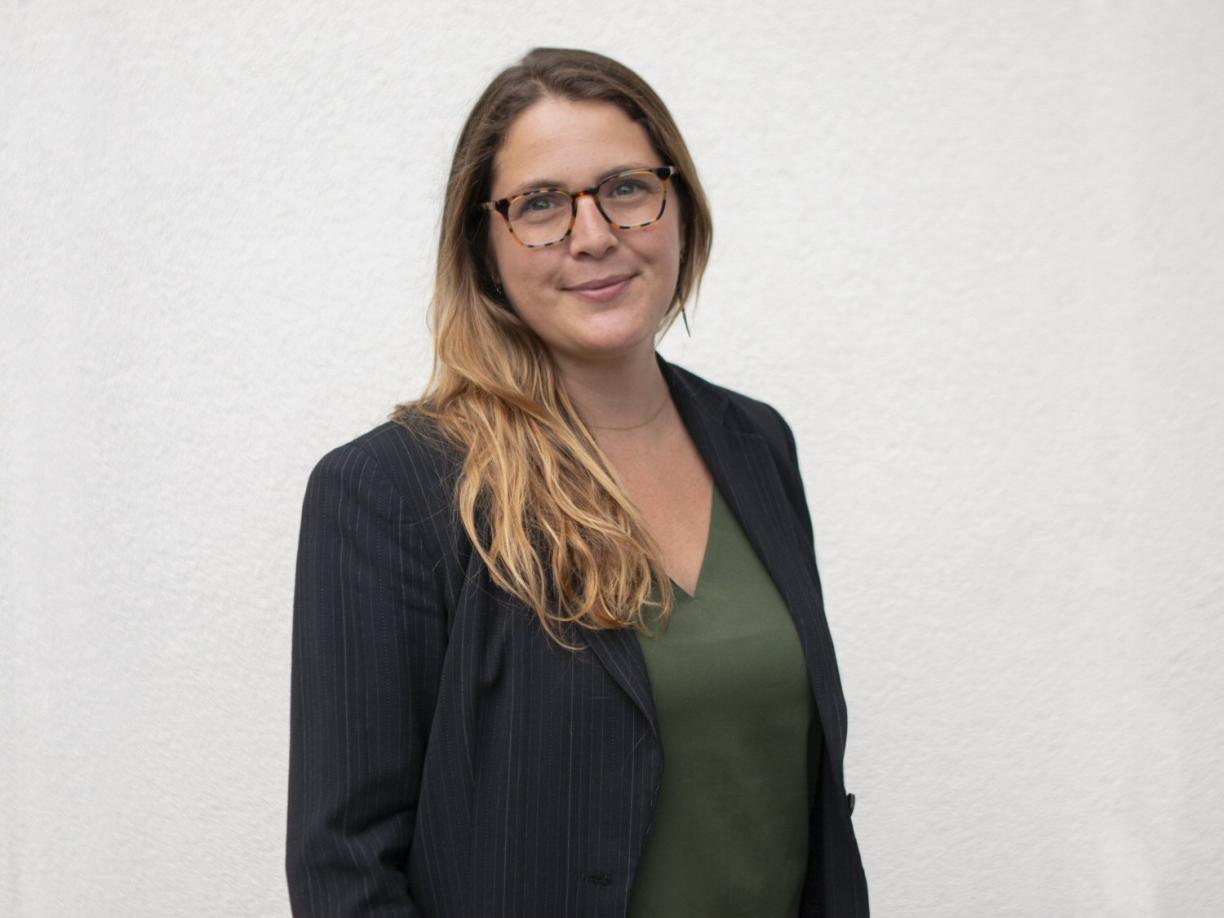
[[296, 411, 472, 617], [664, 359, 796, 450], [305, 409, 464, 522]]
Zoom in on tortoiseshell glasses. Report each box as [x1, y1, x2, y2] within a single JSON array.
[[479, 165, 678, 248]]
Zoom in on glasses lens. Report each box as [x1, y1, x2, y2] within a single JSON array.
[[598, 171, 666, 226], [508, 190, 571, 246]]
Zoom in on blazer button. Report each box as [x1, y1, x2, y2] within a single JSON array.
[[846, 792, 856, 815]]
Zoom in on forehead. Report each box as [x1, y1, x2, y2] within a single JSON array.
[[492, 97, 660, 194]]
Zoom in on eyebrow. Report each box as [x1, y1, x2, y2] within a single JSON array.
[[502, 163, 652, 198]]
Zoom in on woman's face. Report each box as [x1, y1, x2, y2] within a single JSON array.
[[487, 96, 683, 368]]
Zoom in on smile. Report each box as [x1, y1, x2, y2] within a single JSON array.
[[565, 274, 635, 302]]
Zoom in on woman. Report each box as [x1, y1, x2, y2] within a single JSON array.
[[287, 47, 868, 917]]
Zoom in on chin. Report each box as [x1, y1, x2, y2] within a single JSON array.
[[556, 327, 653, 361], [576, 314, 656, 347]]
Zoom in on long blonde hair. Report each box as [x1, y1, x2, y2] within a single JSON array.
[[390, 48, 713, 650]]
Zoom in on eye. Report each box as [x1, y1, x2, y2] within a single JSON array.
[[607, 177, 648, 198], [509, 190, 569, 222]]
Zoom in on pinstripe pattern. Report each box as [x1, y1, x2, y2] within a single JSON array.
[[287, 353, 869, 917]]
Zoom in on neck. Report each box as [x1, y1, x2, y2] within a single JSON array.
[[552, 346, 670, 431]]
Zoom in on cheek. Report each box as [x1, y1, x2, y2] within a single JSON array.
[[488, 226, 514, 282], [642, 210, 683, 258], [493, 236, 558, 297], [641, 225, 683, 280]]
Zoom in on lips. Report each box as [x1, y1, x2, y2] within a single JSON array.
[[565, 273, 635, 292]]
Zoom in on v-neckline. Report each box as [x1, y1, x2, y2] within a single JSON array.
[[668, 481, 716, 601]]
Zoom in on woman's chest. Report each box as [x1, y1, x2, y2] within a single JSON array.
[[608, 434, 713, 596]]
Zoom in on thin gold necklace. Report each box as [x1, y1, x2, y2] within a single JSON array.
[[586, 393, 670, 431]]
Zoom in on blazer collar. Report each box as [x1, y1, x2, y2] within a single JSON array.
[[579, 351, 848, 787]]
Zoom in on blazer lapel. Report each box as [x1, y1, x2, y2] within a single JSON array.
[[580, 353, 846, 787], [661, 356, 848, 785]]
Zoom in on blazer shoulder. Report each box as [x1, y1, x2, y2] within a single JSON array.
[[668, 361, 794, 453], [306, 412, 465, 528]]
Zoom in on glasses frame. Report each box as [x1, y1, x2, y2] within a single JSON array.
[[479, 165, 679, 249]]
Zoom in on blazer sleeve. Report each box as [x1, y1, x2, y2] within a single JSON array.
[[286, 440, 448, 916], [765, 403, 818, 559]]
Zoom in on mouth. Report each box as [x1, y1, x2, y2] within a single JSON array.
[[564, 273, 636, 302]]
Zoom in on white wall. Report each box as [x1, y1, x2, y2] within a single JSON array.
[[4, 1, 1222, 915]]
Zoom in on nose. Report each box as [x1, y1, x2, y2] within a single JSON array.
[[568, 193, 618, 258]]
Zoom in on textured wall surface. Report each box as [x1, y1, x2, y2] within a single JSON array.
[[4, 2, 1223, 915]]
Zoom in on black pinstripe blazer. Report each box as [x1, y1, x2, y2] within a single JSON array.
[[286, 353, 869, 917]]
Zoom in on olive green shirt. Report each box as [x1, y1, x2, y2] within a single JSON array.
[[629, 484, 822, 918]]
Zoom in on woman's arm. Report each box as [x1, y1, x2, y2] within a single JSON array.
[[286, 440, 448, 916], [766, 402, 817, 558]]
